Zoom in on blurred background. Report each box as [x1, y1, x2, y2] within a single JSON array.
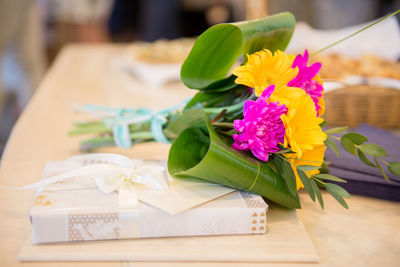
[[0, 0, 400, 156]]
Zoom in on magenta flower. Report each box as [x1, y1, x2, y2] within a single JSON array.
[[232, 85, 287, 162], [288, 50, 324, 115]]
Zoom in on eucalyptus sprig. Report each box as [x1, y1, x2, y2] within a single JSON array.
[[325, 127, 400, 182], [272, 153, 351, 209]]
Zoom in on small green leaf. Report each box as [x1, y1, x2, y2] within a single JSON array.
[[297, 170, 315, 202], [266, 160, 279, 174], [276, 148, 295, 154], [273, 155, 283, 169], [280, 160, 298, 196], [310, 179, 324, 209], [388, 162, 400, 176], [342, 132, 368, 145], [374, 158, 391, 183], [357, 149, 375, 167], [185, 91, 227, 110], [297, 165, 321, 172], [200, 75, 238, 92], [325, 183, 350, 209], [359, 143, 387, 157], [313, 174, 347, 183], [319, 167, 329, 174], [321, 161, 330, 168], [325, 183, 350, 198], [340, 137, 357, 156], [325, 138, 340, 158], [319, 120, 327, 127], [325, 126, 348, 135]]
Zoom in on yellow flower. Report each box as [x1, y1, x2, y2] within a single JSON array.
[[280, 91, 327, 159], [232, 49, 298, 97], [269, 85, 305, 110], [285, 145, 326, 190]]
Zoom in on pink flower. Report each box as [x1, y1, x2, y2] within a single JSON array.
[[288, 50, 323, 115], [232, 85, 287, 162]]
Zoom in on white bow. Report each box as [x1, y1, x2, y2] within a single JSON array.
[[0, 162, 168, 211], [93, 164, 168, 210]]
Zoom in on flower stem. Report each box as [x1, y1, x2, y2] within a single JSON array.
[[284, 158, 324, 164], [80, 131, 155, 151], [311, 9, 400, 56], [380, 158, 389, 165], [216, 129, 235, 136], [69, 123, 111, 135], [211, 122, 234, 128], [205, 101, 244, 115]]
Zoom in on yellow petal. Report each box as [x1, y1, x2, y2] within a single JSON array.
[[232, 49, 298, 96]]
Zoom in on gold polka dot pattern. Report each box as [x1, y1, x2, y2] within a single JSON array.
[[239, 191, 268, 208], [68, 213, 119, 241], [238, 191, 268, 234]]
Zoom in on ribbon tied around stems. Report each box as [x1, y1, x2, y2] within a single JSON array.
[[0, 162, 168, 211], [76, 99, 190, 148]]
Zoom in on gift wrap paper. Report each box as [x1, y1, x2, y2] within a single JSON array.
[[29, 154, 267, 243], [31, 190, 267, 243]]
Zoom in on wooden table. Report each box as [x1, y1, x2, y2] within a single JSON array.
[[0, 44, 399, 266]]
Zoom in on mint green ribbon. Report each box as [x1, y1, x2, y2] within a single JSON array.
[[78, 99, 190, 148]]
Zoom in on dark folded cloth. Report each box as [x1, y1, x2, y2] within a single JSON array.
[[325, 124, 400, 201], [328, 166, 400, 201]]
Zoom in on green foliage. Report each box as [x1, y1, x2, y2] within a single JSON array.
[[297, 170, 315, 202], [374, 158, 390, 183], [325, 183, 350, 209], [340, 137, 357, 156], [277, 157, 298, 196], [297, 165, 321, 172], [199, 75, 238, 92], [325, 138, 340, 158], [168, 112, 300, 209], [181, 12, 295, 90], [341, 133, 368, 145], [335, 129, 397, 184], [359, 143, 387, 157], [310, 179, 324, 209], [184, 91, 228, 110], [313, 174, 347, 183], [388, 162, 400, 175], [357, 149, 375, 167], [164, 109, 207, 139], [325, 126, 348, 135]]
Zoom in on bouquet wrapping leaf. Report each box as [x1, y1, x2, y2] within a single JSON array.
[[181, 12, 295, 89], [168, 111, 300, 209]]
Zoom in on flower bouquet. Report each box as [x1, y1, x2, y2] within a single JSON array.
[[71, 12, 400, 209]]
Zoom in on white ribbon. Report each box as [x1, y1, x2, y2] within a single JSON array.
[[0, 155, 168, 212]]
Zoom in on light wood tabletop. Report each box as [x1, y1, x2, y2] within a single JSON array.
[[0, 44, 399, 266]]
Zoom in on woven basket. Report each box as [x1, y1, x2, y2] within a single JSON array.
[[324, 85, 400, 128]]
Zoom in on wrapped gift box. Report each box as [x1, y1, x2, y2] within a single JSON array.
[[30, 154, 268, 244]]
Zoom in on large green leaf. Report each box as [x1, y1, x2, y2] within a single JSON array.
[[168, 112, 300, 209], [164, 109, 207, 139], [181, 12, 295, 90]]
